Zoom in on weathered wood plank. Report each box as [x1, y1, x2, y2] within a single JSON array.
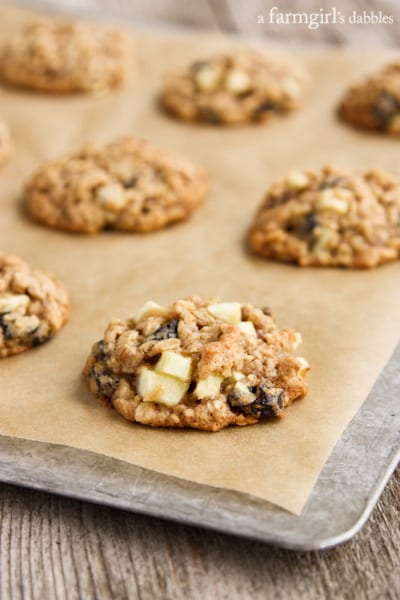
[[0, 468, 399, 599]]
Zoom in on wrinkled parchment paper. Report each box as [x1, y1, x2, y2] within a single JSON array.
[[0, 4, 399, 514]]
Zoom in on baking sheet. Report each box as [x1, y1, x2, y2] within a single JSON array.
[[0, 338, 400, 550], [0, 3, 399, 515], [1, 336, 398, 550]]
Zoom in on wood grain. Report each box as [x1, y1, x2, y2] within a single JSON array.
[[1, 1, 400, 598], [0, 467, 399, 599]]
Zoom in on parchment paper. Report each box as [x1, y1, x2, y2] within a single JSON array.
[[0, 4, 399, 515]]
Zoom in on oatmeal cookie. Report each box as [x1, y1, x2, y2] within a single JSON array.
[[0, 18, 130, 93], [0, 120, 10, 167], [160, 49, 306, 125], [0, 254, 70, 358], [25, 136, 208, 233], [84, 296, 309, 431], [248, 165, 400, 268], [339, 63, 400, 134]]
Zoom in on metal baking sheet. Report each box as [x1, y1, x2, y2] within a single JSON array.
[[1, 0, 399, 550], [1, 340, 398, 551]]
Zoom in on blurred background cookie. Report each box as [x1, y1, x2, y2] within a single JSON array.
[[160, 49, 306, 125], [25, 136, 208, 233], [248, 165, 400, 268], [339, 63, 400, 134], [0, 17, 130, 93]]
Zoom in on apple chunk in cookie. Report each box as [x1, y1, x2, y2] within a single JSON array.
[[84, 297, 309, 431]]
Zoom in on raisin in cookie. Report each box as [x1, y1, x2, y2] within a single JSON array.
[[84, 296, 309, 432], [0, 254, 70, 358], [160, 50, 306, 125], [0, 18, 129, 93], [0, 120, 10, 167], [248, 165, 400, 268], [25, 137, 208, 233], [339, 63, 400, 134]]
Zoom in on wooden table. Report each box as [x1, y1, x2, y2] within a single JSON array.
[[1, 2, 399, 598]]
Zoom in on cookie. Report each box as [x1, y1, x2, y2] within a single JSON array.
[[84, 296, 309, 431], [0, 120, 10, 167], [0, 254, 70, 358], [0, 18, 129, 93], [160, 49, 306, 125], [339, 63, 400, 134], [248, 165, 400, 268], [25, 136, 208, 233]]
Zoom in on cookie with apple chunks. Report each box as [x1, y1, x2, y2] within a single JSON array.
[[84, 296, 309, 431], [339, 62, 400, 134], [0, 17, 130, 93], [0, 254, 70, 358], [25, 136, 208, 233], [248, 165, 400, 268], [161, 50, 306, 126]]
